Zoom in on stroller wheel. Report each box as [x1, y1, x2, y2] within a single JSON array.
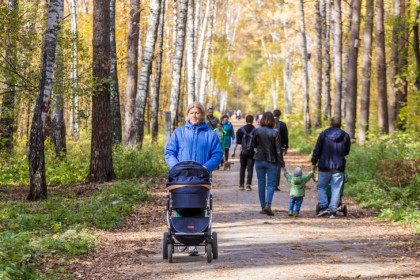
[[163, 232, 169, 259], [316, 204, 320, 215], [212, 232, 218, 259], [168, 243, 173, 263], [343, 205, 348, 216], [206, 243, 212, 263]]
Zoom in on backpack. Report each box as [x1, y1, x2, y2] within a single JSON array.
[[240, 127, 255, 156]]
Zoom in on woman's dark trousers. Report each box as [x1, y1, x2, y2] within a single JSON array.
[[224, 148, 230, 162], [240, 154, 255, 185]]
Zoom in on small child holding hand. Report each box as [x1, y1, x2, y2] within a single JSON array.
[[284, 167, 313, 217]]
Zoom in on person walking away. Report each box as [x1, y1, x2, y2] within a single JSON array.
[[252, 112, 285, 216], [273, 109, 289, 191], [284, 167, 313, 217], [164, 101, 223, 255], [232, 115, 256, 191], [214, 123, 227, 169], [221, 114, 235, 163], [206, 107, 219, 130], [311, 117, 351, 219]]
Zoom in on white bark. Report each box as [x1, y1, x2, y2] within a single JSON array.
[[186, 0, 195, 105], [169, 0, 188, 131], [322, 0, 331, 119], [69, 0, 79, 140], [129, 0, 161, 147], [199, 0, 214, 105], [283, 57, 292, 115], [195, 0, 210, 101], [299, 0, 311, 134], [332, 0, 342, 119]]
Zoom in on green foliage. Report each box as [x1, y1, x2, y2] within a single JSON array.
[[286, 114, 322, 154], [0, 181, 152, 279], [345, 132, 420, 232]]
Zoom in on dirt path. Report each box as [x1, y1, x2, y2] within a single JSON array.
[[66, 122, 419, 280]]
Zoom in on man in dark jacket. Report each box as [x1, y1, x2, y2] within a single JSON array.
[[205, 107, 219, 130], [273, 109, 289, 191], [232, 115, 256, 191], [311, 117, 351, 219]]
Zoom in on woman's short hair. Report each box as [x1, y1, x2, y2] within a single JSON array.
[[221, 114, 229, 120], [185, 101, 206, 123], [260, 112, 276, 128]]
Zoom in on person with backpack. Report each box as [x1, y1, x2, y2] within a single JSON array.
[[232, 115, 256, 191], [252, 112, 285, 216]]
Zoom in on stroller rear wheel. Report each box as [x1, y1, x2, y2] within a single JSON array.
[[206, 243, 212, 263], [343, 205, 348, 216], [168, 243, 173, 263], [163, 232, 169, 259], [212, 232, 218, 259]]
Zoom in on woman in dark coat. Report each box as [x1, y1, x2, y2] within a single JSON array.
[[252, 112, 286, 216]]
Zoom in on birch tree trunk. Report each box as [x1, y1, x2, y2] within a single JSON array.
[[51, 8, 66, 157], [283, 57, 292, 115], [314, 0, 322, 128], [332, 0, 342, 119], [413, 2, 420, 92], [151, 0, 166, 141], [195, 0, 210, 101], [87, 0, 116, 182], [169, 0, 188, 132], [375, 0, 389, 134], [128, 0, 161, 147], [345, 0, 361, 139], [172, 0, 177, 47], [186, 0, 195, 105], [0, 0, 18, 151], [123, 0, 141, 145], [193, 0, 202, 48], [69, 0, 79, 141], [342, 3, 352, 119], [299, 0, 311, 134], [28, 0, 63, 201], [322, 0, 331, 120], [390, 0, 408, 131], [199, 0, 214, 105], [358, 0, 374, 145], [110, 0, 122, 143]]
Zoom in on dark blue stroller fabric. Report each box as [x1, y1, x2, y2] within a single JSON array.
[[167, 161, 210, 210], [171, 217, 210, 246]]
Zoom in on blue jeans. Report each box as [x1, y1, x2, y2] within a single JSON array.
[[255, 160, 278, 208], [317, 171, 344, 212], [289, 196, 304, 213]]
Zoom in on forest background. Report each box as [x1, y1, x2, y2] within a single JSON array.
[[0, 0, 419, 279]]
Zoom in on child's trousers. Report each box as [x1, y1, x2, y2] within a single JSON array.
[[289, 196, 304, 213]]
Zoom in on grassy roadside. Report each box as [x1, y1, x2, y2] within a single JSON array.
[[0, 136, 168, 279], [286, 116, 420, 233]]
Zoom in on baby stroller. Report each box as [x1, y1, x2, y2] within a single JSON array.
[[315, 173, 348, 216], [162, 161, 218, 263]]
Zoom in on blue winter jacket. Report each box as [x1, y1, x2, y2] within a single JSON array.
[[222, 121, 235, 149], [164, 121, 224, 171], [311, 127, 351, 172]]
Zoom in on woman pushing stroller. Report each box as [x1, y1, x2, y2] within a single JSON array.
[[164, 102, 223, 256]]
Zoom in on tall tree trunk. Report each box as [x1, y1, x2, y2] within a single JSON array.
[[110, 0, 122, 143], [193, 0, 202, 49], [69, 0, 79, 141], [194, 0, 210, 101], [299, 0, 311, 134], [322, 0, 331, 120], [0, 0, 18, 151], [342, 2, 352, 119], [51, 7, 66, 157], [283, 57, 292, 115], [332, 0, 342, 119], [28, 0, 64, 201], [169, 0, 188, 132], [358, 0, 374, 145], [87, 0, 116, 182], [151, 0, 166, 142], [123, 0, 141, 145], [390, 0, 408, 131], [314, 0, 322, 128], [199, 0, 214, 105], [375, 0, 389, 134], [413, 2, 420, 91], [128, 0, 161, 148], [345, 0, 361, 139], [186, 0, 195, 105]]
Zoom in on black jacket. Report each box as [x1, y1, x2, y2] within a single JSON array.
[[252, 126, 285, 167], [311, 127, 351, 172], [274, 118, 289, 150]]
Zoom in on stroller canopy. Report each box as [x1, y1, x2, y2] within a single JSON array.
[[167, 161, 211, 187]]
